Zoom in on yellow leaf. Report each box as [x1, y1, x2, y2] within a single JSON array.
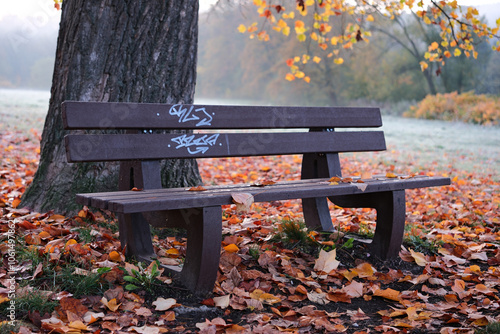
[[286, 73, 295, 81], [334, 58, 344, 65], [237, 24, 246, 33], [409, 249, 427, 266], [420, 61, 428, 71], [223, 243, 239, 253], [312, 56, 321, 63], [304, 76, 311, 83], [454, 48, 462, 56], [354, 262, 376, 278], [101, 297, 121, 312], [69, 321, 88, 330], [65, 239, 78, 248], [386, 172, 397, 178], [250, 289, 281, 304], [366, 14, 374, 22]]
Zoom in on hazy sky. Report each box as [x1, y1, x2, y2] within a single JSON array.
[[0, 0, 498, 19]]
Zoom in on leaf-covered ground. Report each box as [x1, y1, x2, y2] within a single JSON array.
[[1, 127, 499, 334]]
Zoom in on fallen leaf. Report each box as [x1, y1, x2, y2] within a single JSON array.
[[231, 192, 254, 212], [213, 295, 230, 309], [109, 250, 124, 262], [314, 248, 340, 273], [152, 297, 176, 311], [342, 280, 364, 298], [307, 291, 330, 305], [373, 287, 401, 301], [129, 325, 160, 334], [352, 182, 368, 192], [188, 185, 207, 191], [409, 249, 428, 266], [223, 243, 239, 253], [101, 297, 121, 312]]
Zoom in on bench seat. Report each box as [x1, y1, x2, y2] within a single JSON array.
[[77, 175, 450, 214]]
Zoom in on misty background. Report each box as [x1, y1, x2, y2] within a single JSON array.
[[0, 2, 499, 107]]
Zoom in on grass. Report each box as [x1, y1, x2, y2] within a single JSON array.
[[15, 237, 110, 298], [0, 288, 59, 321], [476, 322, 500, 334]]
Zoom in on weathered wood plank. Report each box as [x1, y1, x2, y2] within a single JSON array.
[[76, 176, 450, 213], [65, 131, 386, 162], [62, 101, 382, 130]]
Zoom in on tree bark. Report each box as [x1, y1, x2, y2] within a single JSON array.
[[21, 0, 201, 214]]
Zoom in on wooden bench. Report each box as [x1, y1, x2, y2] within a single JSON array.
[[62, 101, 450, 293]]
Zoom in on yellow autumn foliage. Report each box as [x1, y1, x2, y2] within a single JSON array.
[[404, 92, 500, 126]]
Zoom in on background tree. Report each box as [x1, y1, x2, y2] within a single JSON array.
[[238, 0, 500, 82], [21, 0, 201, 214], [197, 3, 495, 106]]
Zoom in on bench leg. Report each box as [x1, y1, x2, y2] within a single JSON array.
[[302, 197, 336, 231], [330, 190, 406, 259], [180, 206, 222, 294], [118, 213, 155, 259]]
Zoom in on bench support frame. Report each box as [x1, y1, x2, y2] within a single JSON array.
[[301, 151, 406, 259]]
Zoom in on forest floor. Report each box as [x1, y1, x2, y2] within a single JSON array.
[[0, 96, 499, 333]]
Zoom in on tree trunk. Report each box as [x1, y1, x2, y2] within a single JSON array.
[[21, 0, 201, 214], [423, 66, 437, 95]]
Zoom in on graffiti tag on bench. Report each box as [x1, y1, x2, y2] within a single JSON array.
[[171, 133, 220, 155], [169, 104, 213, 127]]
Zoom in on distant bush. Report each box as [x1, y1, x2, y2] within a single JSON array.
[[404, 92, 499, 126]]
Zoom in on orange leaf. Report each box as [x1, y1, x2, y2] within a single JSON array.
[[223, 243, 239, 253], [65, 239, 78, 248], [165, 248, 180, 256], [39, 231, 52, 239], [373, 288, 401, 301], [295, 285, 308, 295], [109, 251, 123, 262], [11, 198, 21, 208], [188, 186, 207, 191]]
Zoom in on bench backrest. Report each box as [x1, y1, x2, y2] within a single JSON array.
[[62, 101, 386, 163]]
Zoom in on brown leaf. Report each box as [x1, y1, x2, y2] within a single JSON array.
[[342, 280, 364, 298]]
